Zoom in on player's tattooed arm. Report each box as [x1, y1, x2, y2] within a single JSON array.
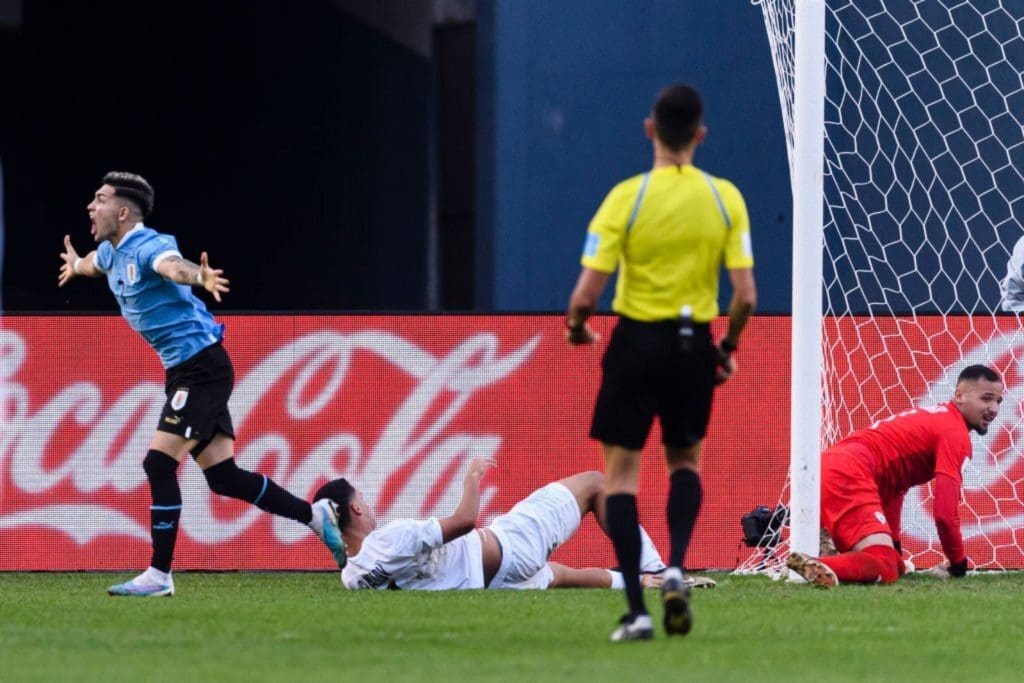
[[156, 254, 200, 284], [156, 252, 231, 302]]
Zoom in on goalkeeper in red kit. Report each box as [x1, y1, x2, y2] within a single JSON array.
[[787, 364, 1003, 587]]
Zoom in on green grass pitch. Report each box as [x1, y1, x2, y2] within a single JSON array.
[[1, 572, 1022, 682]]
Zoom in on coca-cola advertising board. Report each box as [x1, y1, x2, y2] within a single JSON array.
[[1, 315, 1022, 571]]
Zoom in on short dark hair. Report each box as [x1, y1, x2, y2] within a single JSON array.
[[957, 364, 1002, 384], [652, 85, 703, 151], [314, 478, 356, 531], [102, 171, 154, 218]]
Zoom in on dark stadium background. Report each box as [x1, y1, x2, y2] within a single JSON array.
[[0, 0, 797, 314]]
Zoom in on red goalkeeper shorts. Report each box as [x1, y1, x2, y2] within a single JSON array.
[[820, 443, 894, 552]]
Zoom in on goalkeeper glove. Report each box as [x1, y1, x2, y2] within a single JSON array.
[[948, 557, 968, 578]]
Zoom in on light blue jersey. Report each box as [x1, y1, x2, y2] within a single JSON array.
[[95, 223, 223, 368]]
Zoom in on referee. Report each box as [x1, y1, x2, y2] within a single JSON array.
[[565, 85, 756, 641]]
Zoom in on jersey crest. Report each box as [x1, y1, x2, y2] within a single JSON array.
[[170, 388, 189, 411]]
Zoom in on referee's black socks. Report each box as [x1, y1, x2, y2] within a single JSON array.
[[606, 493, 647, 616], [144, 450, 181, 573], [203, 458, 312, 525], [667, 468, 703, 569]]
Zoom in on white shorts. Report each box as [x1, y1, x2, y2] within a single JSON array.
[[487, 482, 582, 589]]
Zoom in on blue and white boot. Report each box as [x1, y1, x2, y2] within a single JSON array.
[[108, 567, 174, 597], [310, 498, 347, 569]]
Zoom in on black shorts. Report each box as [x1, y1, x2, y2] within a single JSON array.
[[590, 316, 717, 450], [158, 342, 236, 445]]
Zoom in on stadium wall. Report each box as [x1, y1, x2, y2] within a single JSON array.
[[0, 0, 432, 312], [476, 0, 794, 313], [4, 314, 1021, 572]]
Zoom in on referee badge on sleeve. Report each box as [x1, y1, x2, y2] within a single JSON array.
[[170, 388, 190, 411], [583, 232, 600, 257]]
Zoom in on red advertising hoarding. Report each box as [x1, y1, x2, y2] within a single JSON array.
[[1, 315, 1021, 571]]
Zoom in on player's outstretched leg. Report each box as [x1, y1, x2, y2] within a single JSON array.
[[203, 459, 346, 568], [660, 567, 693, 636], [198, 435, 346, 568], [786, 551, 839, 587]]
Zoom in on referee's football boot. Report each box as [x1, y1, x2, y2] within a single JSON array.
[[660, 567, 693, 636], [610, 613, 654, 642], [310, 498, 347, 569], [107, 569, 174, 597], [786, 551, 838, 588]]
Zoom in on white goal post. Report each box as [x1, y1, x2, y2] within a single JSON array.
[[744, 0, 1024, 574], [788, 0, 825, 560]]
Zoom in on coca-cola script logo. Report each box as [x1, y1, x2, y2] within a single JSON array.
[[0, 324, 540, 566]]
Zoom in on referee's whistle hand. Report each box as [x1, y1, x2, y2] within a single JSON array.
[[714, 355, 736, 385], [566, 325, 598, 345]]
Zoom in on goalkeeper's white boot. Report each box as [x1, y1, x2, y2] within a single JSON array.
[[107, 567, 174, 597], [310, 498, 347, 569], [610, 613, 654, 642], [786, 552, 838, 588]]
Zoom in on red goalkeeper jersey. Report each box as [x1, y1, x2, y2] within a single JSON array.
[[833, 401, 972, 562]]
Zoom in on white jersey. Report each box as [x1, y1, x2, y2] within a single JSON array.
[[339, 483, 662, 592], [341, 518, 485, 590]]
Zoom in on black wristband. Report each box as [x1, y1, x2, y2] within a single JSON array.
[[719, 337, 738, 353], [948, 558, 968, 578], [893, 540, 902, 554], [565, 318, 584, 332]]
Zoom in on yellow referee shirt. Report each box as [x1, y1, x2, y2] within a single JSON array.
[[580, 164, 753, 323]]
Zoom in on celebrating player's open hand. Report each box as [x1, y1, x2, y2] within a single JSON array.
[[198, 252, 230, 302], [58, 235, 81, 287]]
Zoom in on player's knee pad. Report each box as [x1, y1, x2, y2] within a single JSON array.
[[202, 457, 262, 502], [143, 450, 179, 481], [863, 544, 901, 583]]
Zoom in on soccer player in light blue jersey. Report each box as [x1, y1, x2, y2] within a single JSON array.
[[58, 171, 345, 596]]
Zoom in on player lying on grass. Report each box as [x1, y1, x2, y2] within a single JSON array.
[[787, 364, 1003, 587], [315, 458, 667, 590]]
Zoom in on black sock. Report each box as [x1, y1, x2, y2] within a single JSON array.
[[203, 458, 312, 525], [667, 468, 703, 569], [606, 493, 646, 616], [144, 450, 181, 574]]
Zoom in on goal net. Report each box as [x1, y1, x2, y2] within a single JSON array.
[[740, 0, 1024, 575]]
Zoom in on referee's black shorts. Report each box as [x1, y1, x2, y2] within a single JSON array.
[[157, 342, 236, 448], [590, 316, 717, 451]]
